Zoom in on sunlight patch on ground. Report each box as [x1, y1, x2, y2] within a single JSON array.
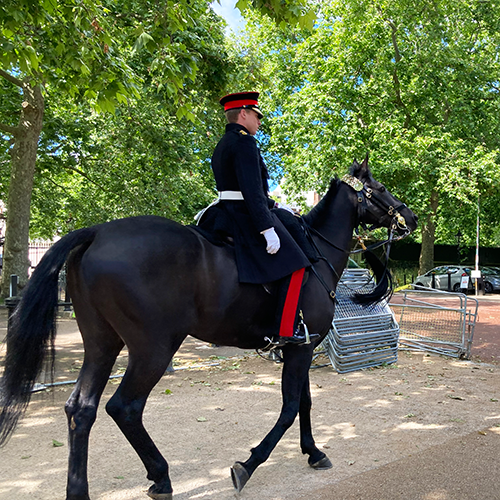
[[0, 479, 44, 495], [448, 360, 483, 369], [227, 385, 278, 395], [485, 414, 500, 421], [422, 489, 451, 500], [99, 486, 150, 499], [325, 422, 359, 440], [421, 385, 449, 392], [363, 399, 392, 408], [395, 422, 447, 431], [174, 470, 230, 492], [18, 416, 55, 427]]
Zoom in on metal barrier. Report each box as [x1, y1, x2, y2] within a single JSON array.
[[321, 269, 400, 373], [390, 287, 478, 359]]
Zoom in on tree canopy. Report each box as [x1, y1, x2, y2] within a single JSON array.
[[239, 0, 500, 272], [0, 0, 240, 294], [2, 0, 500, 296]]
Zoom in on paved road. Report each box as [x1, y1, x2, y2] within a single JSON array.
[[301, 429, 500, 500], [470, 295, 500, 363]]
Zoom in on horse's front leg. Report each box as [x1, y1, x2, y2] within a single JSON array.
[[231, 345, 314, 492], [298, 371, 332, 469]]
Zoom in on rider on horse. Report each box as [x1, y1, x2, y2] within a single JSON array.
[[199, 91, 318, 345]]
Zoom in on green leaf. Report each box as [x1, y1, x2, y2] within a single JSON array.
[[132, 32, 155, 54], [176, 106, 186, 119], [235, 0, 249, 13]]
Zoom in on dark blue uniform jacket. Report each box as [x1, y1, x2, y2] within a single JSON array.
[[205, 122, 310, 284]]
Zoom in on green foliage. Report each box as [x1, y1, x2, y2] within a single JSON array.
[[0, 0, 234, 239], [235, 0, 316, 29], [0, 0, 235, 114], [29, 90, 222, 238], [240, 0, 500, 247], [0, 0, 317, 241], [0, 0, 141, 111]]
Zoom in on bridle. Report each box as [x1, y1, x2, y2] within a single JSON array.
[[304, 175, 412, 255], [301, 174, 412, 302], [341, 174, 410, 240]]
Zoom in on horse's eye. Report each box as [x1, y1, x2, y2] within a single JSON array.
[[380, 186, 386, 192]]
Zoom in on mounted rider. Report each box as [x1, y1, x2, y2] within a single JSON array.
[[198, 91, 318, 345]]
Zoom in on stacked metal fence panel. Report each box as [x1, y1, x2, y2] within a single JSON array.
[[390, 287, 478, 359], [322, 269, 400, 373]]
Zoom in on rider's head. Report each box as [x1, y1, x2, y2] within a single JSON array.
[[220, 91, 263, 136]]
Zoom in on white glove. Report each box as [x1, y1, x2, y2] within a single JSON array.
[[276, 202, 295, 215], [261, 227, 280, 254]]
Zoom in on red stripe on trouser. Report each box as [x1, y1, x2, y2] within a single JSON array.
[[279, 268, 306, 337]]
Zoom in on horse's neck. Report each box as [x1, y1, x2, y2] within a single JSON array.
[[312, 187, 357, 271]]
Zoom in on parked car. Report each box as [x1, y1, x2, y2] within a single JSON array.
[[413, 266, 472, 292], [413, 265, 500, 293], [479, 267, 500, 293]]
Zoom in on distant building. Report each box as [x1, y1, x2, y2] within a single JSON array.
[[0, 203, 57, 275], [270, 183, 320, 213]]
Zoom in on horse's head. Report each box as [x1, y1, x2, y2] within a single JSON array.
[[344, 156, 418, 238], [341, 156, 418, 305]]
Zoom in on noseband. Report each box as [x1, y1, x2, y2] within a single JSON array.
[[341, 174, 410, 239]]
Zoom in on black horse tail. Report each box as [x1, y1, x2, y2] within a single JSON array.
[[353, 249, 393, 305], [0, 226, 97, 446]]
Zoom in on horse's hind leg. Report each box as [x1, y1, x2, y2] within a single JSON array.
[[298, 371, 332, 470], [65, 317, 125, 500], [105, 348, 179, 500]]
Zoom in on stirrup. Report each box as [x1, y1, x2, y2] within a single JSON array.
[[293, 314, 317, 344], [278, 331, 320, 346], [263, 336, 283, 348], [303, 323, 320, 344]]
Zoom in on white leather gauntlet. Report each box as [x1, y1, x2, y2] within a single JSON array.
[[261, 227, 280, 254]]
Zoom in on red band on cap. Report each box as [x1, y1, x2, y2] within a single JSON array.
[[223, 99, 258, 111]]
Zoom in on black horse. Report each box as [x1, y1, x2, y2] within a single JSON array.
[[0, 158, 417, 500]]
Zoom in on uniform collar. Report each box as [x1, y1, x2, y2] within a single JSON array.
[[226, 123, 251, 135]]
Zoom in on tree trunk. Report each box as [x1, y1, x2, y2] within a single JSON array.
[[418, 189, 439, 275], [1, 81, 44, 298]]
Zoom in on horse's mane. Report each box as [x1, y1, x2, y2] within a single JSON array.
[[302, 177, 341, 227], [353, 249, 394, 305]]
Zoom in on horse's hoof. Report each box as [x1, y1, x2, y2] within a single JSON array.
[[147, 483, 173, 500], [231, 461, 250, 492], [309, 456, 333, 470]]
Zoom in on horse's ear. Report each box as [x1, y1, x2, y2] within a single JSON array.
[[350, 158, 360, 176], [355, 154, 371, 179], [362, 153, 369, 168]]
